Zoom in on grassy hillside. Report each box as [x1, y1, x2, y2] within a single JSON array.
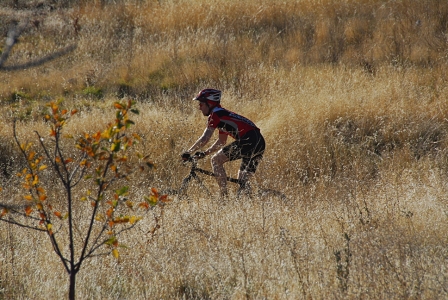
[[1, 0, 448, 299]]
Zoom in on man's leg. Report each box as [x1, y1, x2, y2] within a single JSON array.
[[211, 151, 229, 197], [237, 170, 253, 185]]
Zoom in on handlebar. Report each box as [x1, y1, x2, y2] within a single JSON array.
[[181, 153, 205, 163]]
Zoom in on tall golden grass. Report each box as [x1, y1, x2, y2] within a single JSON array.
[[1, 0, 448, 298]]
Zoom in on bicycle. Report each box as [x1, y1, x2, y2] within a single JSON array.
[[163, 155, 286, 201]]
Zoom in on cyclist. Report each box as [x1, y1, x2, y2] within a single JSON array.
[[182, 88, 265, 197]]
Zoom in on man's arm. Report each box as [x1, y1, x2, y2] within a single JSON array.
[[204, 132, 227, 156], [187, 127, 215, 153]]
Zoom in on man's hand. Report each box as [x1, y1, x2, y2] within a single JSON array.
[[194, 151, 206, 159], [181, 152, 191, 161]]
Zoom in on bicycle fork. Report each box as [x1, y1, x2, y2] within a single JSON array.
[[178, 169, 211, 196]]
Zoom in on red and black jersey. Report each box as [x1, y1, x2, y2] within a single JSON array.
[[208, 106, 259, 140]]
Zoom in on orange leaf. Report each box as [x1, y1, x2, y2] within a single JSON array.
[[132, 133, 141, 141], [93, 131, 101, 141], [106, 208, 114, 218], [139, 202, 149, 210], [54, 211, 62, 218], [114, 103, 124, 109], [39, 194, 47, 201], [24, 195, 33, 201], [160, 195, 170, 203], [0, 208, 8, 218], [36, 203, 43, 210], [25, 206, 32, 216], [71, 109, 78, 115]]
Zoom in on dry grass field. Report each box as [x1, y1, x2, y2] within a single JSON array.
[[1, 0, 448, 299]]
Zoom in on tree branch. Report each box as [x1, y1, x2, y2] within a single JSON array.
[[0, 19, 77, 72]]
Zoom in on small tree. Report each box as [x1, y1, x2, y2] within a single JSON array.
[[0, 99, 168, 299]]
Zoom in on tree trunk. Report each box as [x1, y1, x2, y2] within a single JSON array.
[[69, 270, 76, 300]]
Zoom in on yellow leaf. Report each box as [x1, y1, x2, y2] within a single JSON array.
[[36, 203, 43, 210], [24, 195, 33, 201], [101, 129, 111, 139], [129, 215, 142, 225], [28, 151, 35, 161], [47, 223, 52, 231], [32, 175, 39, 186], [112, 249, 119, 259], [38, 165, 48, 171]]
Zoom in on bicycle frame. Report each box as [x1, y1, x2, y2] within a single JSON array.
[[178, 157, 244, 196], [178, 157, 286, 200]]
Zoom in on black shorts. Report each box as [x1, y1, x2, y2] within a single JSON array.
[[221, 130, 265, 173]]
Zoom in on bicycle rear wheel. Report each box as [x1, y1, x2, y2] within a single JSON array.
[[236, 183, 287, 202]]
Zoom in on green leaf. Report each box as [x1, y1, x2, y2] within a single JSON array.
[[105, 236, 117, 246], [125, 120, 135, 128], [111, 141, 121, 152], [130, 109, 139, 115], [116, 186, 129, 196], [144, 195, 158, 206]]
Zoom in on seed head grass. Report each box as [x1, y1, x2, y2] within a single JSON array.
[[1, 0, 448, 299]]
